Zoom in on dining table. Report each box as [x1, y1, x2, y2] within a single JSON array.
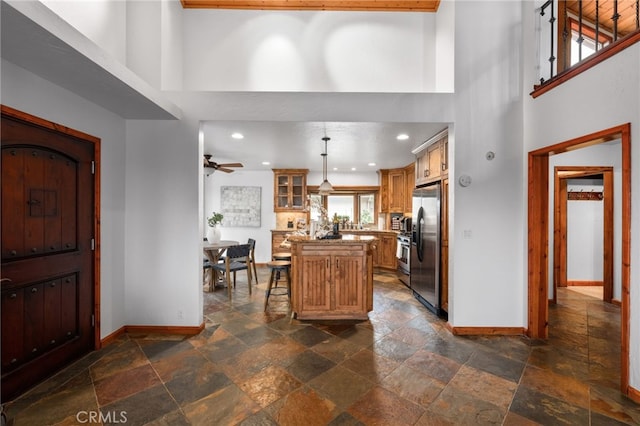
[[203, 240, 239, 291]]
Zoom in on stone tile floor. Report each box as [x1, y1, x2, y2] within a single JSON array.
[[4, 269, 639, 425]]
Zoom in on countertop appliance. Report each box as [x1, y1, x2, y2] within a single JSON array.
[[411, 183, 442, 316], [396, 233, 411, 287]]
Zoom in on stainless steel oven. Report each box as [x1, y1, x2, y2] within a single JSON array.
[[397, 233, 411, 287]]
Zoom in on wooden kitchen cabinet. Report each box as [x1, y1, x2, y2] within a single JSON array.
[[404, 163, 415, 212], [440, 178, 449, 313], [377, 233, 397, 269], [414, 129, 448, 187], [289, 236, 374, 320], [379, 169, 390, 212], [273, 169, 308, 212], [388, 170, 405, 212], [379, 166, 409, 213], [342, 231, 396, 270]]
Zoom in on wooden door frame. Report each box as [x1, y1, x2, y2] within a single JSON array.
[[1, 105, 101, 350], [528, 123, 630, 396], [553, 166, 614, 303]]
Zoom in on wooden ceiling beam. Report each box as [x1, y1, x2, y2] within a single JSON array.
[[180, 0, 440, 11]]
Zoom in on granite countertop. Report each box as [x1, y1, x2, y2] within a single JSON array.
[[288, 234, 377, 243], [272, 229, 398, 234]]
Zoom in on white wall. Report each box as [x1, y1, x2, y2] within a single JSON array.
[[434, 0, 455, 92], [450, 1, 525, 327], [566, 181, 604, 282], [204, 170, 274, 264], [124, 118, 202, 327], [182, 9, 436, 92], [522, 1, 640, 390], [126, 0, 162, 89], [1, 59, 127, 339], [41, 0, 127, 64]]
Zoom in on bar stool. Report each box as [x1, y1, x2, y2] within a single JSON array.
[[271, 252, 291, 284], [264, 260, 291, 311]]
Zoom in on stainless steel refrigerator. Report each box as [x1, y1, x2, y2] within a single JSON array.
[[410, 183, 441, 315]]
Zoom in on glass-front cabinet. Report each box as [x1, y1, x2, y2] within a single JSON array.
[[273, 169, 308, 211]]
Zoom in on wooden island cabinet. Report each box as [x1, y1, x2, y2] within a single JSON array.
[[288, 235, 375, 320]]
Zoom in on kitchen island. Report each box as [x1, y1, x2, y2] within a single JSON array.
[[288, 234, 376, 320]]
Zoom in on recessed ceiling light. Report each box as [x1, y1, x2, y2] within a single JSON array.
[[351, 167, 357, 171], [368, 162, 376, 167], [262, 161, 270, 165], [333, 167, 338, 171], [396, 134, 409, 141], [231, 132, 244, 139]]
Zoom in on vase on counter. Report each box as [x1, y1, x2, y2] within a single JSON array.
[[207, 225, 221, 243]]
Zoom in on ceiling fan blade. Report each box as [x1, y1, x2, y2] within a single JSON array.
[[216, 163, 243, 168], [217, 167, 235, 173]]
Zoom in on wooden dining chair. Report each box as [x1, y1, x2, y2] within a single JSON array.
[[211, 243, 252, 297]]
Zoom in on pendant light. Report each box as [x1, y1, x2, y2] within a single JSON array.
[[318, 136, 334, 195]]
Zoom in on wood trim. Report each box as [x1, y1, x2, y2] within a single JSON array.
[[566, 280, 604, 286], [620, 123, 631, 396], [553, 173, 567, 295], [531, 29, 640, 98], [603, 169, 614, 302], [124, 324, 205, 336], [528, 123, 631, 397], [181, 0, 441, 11], [0, 105, 101, 144], [528, 152, 549, 338], [0, 104, 102, 350], [628, 385, 640, 404], [101, 323, 205, 346], [307, 185, 379, 192], [449, 326, 525, 336], [101, 326, 126, 346], [612, 298, 622, 307]]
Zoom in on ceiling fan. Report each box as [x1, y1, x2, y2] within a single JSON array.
[[203, 154, 243, 173]]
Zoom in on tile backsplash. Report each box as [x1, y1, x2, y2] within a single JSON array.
[[275, 212, 308, 230]]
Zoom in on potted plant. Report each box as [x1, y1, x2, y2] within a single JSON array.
[[206, 212, 223, 243]]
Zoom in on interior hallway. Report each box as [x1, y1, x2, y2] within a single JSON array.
[[4, 270, 639, 425]]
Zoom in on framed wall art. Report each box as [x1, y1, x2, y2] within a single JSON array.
[[220, 186, 261, 227]]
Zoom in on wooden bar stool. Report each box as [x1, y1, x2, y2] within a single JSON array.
[[271, 252, 291, 284], [264, 260, 291, 311]]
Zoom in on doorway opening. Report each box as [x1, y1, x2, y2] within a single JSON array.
[[527, 123, 630, 396], [553, 167, 614, 304]]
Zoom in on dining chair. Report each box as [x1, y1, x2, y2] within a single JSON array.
[[246, 238, 259, 284], [211, 243, 252, 297]]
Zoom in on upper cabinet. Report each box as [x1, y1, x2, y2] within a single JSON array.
[[414, 129, 448, 187], [379, 164, 413, 214], [273, 169, 308, 211], [404, 163, 415, 212]]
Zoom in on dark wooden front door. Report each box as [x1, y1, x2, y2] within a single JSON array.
[[1, 107, 98, 401]]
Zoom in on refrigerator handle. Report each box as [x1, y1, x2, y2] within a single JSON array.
[[416, 206, 424, 262]]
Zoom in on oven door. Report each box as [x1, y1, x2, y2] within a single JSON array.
[[397, 238, 410, 286]]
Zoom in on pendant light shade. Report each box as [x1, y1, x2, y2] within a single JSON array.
[[318, 136, 334, 195]]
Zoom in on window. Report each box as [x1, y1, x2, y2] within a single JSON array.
[[569, 18, 611, 66], [308, 188, 378, 227]]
